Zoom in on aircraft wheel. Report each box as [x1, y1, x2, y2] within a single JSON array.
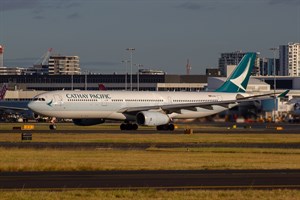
[[121, 123, 138, 130], [156, 125, 163, 131], [168, 124, 175, 131], [157, 124, 169, 131], [120, 123, 126, 130], [49, 124, 57, 130], [157, 124, 174, 131], [125, 124, 133, 130], [132, 124, 138, 130]]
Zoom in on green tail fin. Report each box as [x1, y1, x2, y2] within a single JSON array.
[[215, 52, 256, 93]]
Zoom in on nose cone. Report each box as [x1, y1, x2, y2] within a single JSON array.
[[27, 101, 37, 112]]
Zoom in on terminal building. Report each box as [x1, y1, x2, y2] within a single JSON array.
[[0, 74, 209, 92]]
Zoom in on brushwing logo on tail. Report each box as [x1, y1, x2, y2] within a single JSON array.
[[0, 83, 8, 100], [229, 58, 252, 92]]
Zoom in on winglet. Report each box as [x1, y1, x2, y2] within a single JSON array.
[[277, 90, 289, 98]]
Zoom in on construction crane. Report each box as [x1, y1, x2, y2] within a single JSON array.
[[186, 59, 191, 75], [34, 48, 53, 66], [30, 48, 53, 74]]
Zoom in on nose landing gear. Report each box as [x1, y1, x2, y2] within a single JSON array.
[[49, 117, 57, 130], [49, 124, 57, 130]]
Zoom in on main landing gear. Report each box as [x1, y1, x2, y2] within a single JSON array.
[[156, 123, 175, 131], [120, 123, 138, 130]]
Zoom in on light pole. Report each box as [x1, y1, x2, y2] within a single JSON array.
[[61, 71, 73, 90], [71, 74, 73, 90], [134, 64, 143, 91], [270, 47, 279, 122], [84, 70, 88, 91], [126, 48, 135, 91], [122, 60, 130, 90]]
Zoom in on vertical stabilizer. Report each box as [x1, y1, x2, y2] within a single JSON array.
[[99, 84, 106, 91], [215, 52, 256, 93], [0, 83, 8, 100]]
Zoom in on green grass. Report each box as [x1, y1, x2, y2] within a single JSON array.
[[0, 147, 299, 171], [0, 189, 299, 200]]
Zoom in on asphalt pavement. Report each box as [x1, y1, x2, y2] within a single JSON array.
[[1, 170, 299, 190]]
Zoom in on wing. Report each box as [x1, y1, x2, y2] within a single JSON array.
[[0, 106, 28, 111]]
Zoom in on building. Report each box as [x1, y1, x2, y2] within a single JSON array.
[[0, 67, 24, 75], [258, 57, 280, 76], [48, 55, 80, 75], [218, 51, 245, 76], [24, 64, 49, 75], [279, 44, 288, 76], [139, 69, 165, 75], [218, 51, 260, 76], [0, 74, 208, 92], [206, 68, 221, 76], [279, 42, 300, 76], [259, 57, 268, 76]]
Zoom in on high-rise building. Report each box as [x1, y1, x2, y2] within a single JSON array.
[[279, 45, 288, 76], [280, 42, 300, 76], [259, 57, 268, 76], [218, 51, 245, 76], [259, 57, 279, 76], [48, 55, 80, 75]]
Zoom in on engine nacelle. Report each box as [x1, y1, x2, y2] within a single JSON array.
[[72, 119, 105, 126], [136, 111, 170, 126]]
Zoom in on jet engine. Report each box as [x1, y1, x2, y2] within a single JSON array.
[[72, 119, 105, 126], [136, 111, 170, 126]]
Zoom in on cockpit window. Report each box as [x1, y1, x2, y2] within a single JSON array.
[[33, 98, 45, 101]]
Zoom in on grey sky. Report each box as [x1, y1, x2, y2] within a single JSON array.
[[0, 0, 299, 74]]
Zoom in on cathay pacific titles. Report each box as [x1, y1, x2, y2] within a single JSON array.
[[66, 94, 111, 99]]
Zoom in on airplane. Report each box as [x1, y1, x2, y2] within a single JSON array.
[[28, 52, 277, 130], [0, 83, 8, 100], [0, 83, 33, 122], [98, 84, 106, 91]]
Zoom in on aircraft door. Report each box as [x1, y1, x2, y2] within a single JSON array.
[[168, 96, 172, 104], [101, 98, 108, 106], [217, 95, 223, 101], [53, 94, 63, 106]]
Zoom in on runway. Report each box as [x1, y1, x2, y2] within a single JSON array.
[[1, 170, 299, 190], [1, 122, 300, 134], [1, 141, 300, 149]]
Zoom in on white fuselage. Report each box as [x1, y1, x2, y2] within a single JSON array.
[[28, 90, 241, 121]]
